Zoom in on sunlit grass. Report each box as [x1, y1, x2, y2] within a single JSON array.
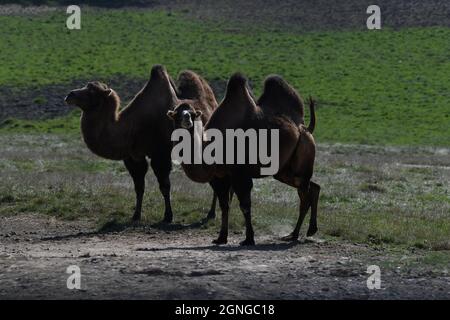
[[0, 9, 449, 145]]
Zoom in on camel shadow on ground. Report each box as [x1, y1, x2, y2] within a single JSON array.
[[39, 208, 212, 241], [150, 212, 212, 232], [136, 239, 310, 253]]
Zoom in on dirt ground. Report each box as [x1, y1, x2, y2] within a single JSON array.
[[0, 214, 448, 300]]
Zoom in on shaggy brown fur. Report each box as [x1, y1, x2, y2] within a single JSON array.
[[168, 72, 320, 245], [65, 65, 218, 222], [177, 70, 218, 116], [257, 75, 304, 125], [168, 70, 222, 217]]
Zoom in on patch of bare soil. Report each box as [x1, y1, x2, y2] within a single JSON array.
[[0, 78, 149, 121], [0, 83, 78, 121], [163, 0, 450, 31], [1, 1, 449, 29], [0, 214, 448, 299], [0, 4, 58, 16]]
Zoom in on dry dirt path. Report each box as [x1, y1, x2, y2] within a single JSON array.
[[0, 214, 448, 299]]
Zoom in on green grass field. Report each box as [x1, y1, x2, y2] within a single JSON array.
[[0, 9, 449, 146]]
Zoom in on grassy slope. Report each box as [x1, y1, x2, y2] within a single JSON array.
[[0, 9, 449, 146]]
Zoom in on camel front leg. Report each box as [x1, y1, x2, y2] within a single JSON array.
[[150, 156, 173, 223], [231, 174, 255, 246], [124, 158, 149, 221], [206, 185, 217, 220], [210, 177, 232, 245]]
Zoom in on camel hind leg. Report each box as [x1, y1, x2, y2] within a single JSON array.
[[210, 177, 232, 245], [280, 180, 320, 241], [281, 184, 310, 242], [206, 187, 234, 220]]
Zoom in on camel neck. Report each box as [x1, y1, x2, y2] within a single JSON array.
[[175, 122, 216, 183]]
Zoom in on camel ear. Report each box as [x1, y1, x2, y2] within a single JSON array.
[[167, 110, 176, 120], [104, 88, 112, 97], [194, 110, 202, 118]]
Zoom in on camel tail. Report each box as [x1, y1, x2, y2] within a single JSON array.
[[307, 96, 316, 134]]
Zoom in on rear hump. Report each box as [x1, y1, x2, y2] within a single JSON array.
[[177, 70, 218, 109], [257, 75, 304, 125]]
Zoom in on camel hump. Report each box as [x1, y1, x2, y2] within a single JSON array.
[[177, 70, 218, 108], [226, 72, 247, 94], [257, 75, 304, 125], [150, 64, 167, 80], [177, 70, 206, 100], [223, 72, 257, 103]]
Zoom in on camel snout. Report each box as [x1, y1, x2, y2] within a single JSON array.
[[180, 110, 194, 129], [181, 118, 194, 129], [64, 91, 76, 105]]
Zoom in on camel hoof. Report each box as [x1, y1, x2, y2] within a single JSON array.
[[162, 217, 172, 224], [307, 226, 318, 237], [162, 212, 173, 224], [240, 238, 255, 246], [280, 234, 299, 242], [212, 238, 227, 245]]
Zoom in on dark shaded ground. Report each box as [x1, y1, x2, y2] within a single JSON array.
[[0, 77, 227, 122], [168, 0, 450, 32], [0, 77, 145, 121], [0, 214, 449, 299], [2, 1, 450, 31]]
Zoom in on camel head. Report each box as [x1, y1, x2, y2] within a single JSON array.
[[167, 102, 202, 130], [65, 81, 114, 111]]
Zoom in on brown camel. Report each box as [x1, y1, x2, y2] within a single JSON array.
[[169, 69, 222, 217], [64, 65, 218, 222], [168, 73, 320, 245]]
